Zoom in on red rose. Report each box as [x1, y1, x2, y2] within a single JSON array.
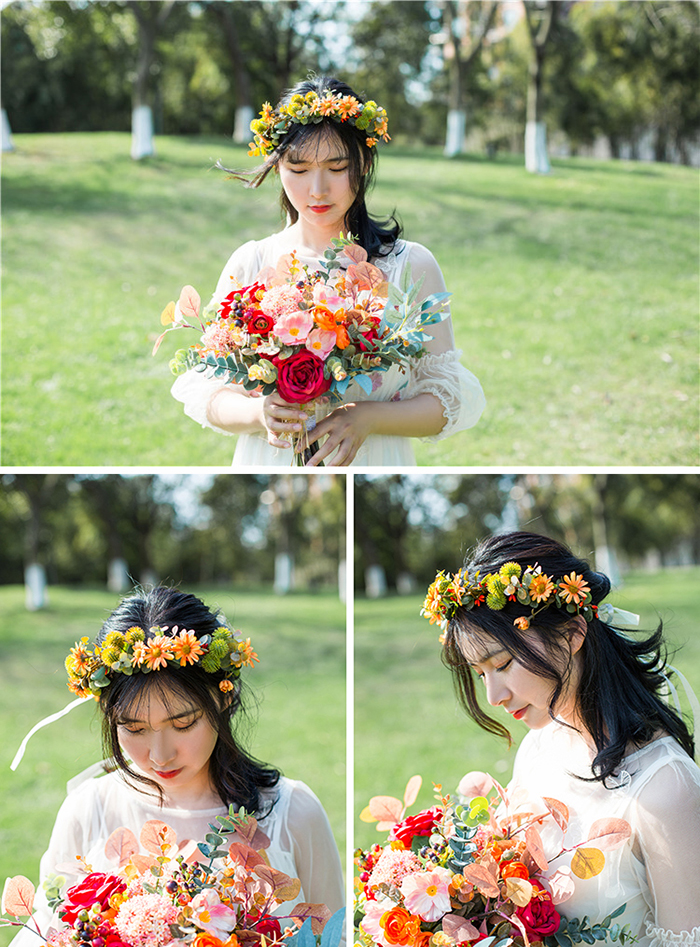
[[276, 350, 330, 403], [254, 916, 282, 939], [515, 882, 561, 938], [389, 806, 442, 847], [61, 873, 127, 924], [248, 312, 275, 336]]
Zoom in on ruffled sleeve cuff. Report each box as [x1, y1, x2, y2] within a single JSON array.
[[405, 349, 486, 442], [171, 370, 236, 437], [646, 923, 700, 947]]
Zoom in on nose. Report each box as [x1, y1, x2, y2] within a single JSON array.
[[149, 731, 176, 768], [483, 672, 510, 708], [309, 168, 328, 199]]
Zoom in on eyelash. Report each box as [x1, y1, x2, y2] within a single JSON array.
[[120, 718, 198, 735], [290, 167, 348, 174], [476, 659, 512, 680]]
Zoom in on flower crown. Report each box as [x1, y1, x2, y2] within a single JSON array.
[[65, 624, 259, 700], [249, 89, 390, 158], [421, 562, 596, 634]]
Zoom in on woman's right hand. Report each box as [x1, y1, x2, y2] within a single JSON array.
[[261, 392, 311, 450]]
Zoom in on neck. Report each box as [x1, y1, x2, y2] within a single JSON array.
[[285, 219, 346, 257]]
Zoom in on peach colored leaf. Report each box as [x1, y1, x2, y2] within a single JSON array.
[[341, 244, 368, 265], [547, 868, 576, 905], [253, 864, 299, 898], [441, 914, 480, 941], [228, 843, 268, 871], [525, 824, 549, 871], [140, 820, 177, 855], [542, 797, 569, 833], [151, 329, 170, 356], [160, 301, 176, 326], [585, 818, 632, 852], [177, 285, 200, 322], [273, 876, 301, 903], [347, 262, 386, 292], [2, 876, 35, 917], [177, 839, 201, 864], [104, 827, 139, 869], [571, 847, 606, 880], [359, 805, 377, 824], [457, 771, 496, 799], [403, 775, 422, 808], [461, 864, 500, 899], [289, 903, 331, 935], [130, 854, 157, 876], [504, 877, 533, 908], [233, 814, 270, 851], [368, 795, 404, 824]]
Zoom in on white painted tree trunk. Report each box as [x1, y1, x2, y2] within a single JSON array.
[[444, 109, 466, 157], [233, 105, 254, 145], [365, 564, 387, 599], [25, 563, 47, 611], [396, 572, 416, 595], [108, 557, 130, 593], [131, 105, 155, 160], [1, 109, 14, 152], [525, 120, 550, 174], [338, 558, 347, 603], [140, 568, 159, 589], [274, 552, 294, 594]]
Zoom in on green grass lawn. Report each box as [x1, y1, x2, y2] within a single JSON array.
[[0, 585, 345, 947], [354, 566, 700, 854], [2, 133, 698, 465]]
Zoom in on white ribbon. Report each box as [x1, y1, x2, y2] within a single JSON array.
[[662, 665, 700, 737], [10, 697, 87, 771], [597, 603, 640, 628]]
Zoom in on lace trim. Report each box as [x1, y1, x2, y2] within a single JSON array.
[[405, 349, 486, 442], [645, 922, 700, 946]]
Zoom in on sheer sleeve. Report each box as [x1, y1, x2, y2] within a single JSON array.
[[285, 782, 345, 916], [170, 240, 261, 434], [635, 758, 700, 943], [398, 243, 485, 440]]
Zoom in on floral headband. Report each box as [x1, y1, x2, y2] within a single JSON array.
[[421, 561, 639, 634], [66, 624, 259, 701], [248, 89, 390, 157]]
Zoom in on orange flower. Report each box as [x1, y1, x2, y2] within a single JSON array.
[[132, 638, 174, 670], [528, 573, 554, 603], [514, 616, 530, 630], [313, 306, 351, 349], [558, 573, 591, 606], [194, 933, 226, 947], [501, 860, 529, 880], [238, 638, 259, 669], [337, 95, 361, 119], [219, 679, 235, 693], [171, 630, 205, 666], [380, 906, 422, 946]]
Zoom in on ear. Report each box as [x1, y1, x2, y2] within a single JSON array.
[[568, 615, 588, 656]]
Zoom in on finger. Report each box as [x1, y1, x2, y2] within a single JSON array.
[[267, 419, 304, 434], [267, 433, 293, 449]]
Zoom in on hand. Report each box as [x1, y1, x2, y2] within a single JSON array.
[[303, 402, 373, 467], [261, 392, 311, 450]]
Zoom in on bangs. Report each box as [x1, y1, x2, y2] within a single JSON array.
[[110, 672, 200, 726], [283, 123, 350, 163]]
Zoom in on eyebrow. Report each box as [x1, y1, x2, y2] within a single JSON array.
[[286, 154, 348, 165], [117, 709, 198, 725], [467, 647, 509, 668]]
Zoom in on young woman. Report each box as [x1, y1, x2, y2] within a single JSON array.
[[171, 76, 485, 466], [10, 587, 344, 944], [426, 531, 700, 945]]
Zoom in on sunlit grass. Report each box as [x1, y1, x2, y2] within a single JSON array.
[[2, 134, 697, 465]]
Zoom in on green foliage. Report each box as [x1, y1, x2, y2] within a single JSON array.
[[544, 904, 633, 946]]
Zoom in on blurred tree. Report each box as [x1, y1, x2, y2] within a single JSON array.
[[523, 0, 560, 173], [125, 0, 175, 158]]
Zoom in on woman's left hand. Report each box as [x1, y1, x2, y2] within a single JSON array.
[[302, 402, 373, 467]]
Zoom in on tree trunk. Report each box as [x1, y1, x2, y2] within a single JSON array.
[[211, 4, 255, 143], [1, 108, 14, 152], [524, 1, 557, 174], [127, 1, 174, 159]]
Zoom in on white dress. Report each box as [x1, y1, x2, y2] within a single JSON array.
[[509, 723, 700, 945], [171, 233, 486, 466], [11, 765, 344, 946]]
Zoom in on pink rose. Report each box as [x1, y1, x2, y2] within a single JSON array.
[[515, 882, 561, 938], [276, 351, 330, 403], [60, 873, 127, 924]]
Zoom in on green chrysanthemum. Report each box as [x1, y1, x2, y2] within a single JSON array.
[[103, 631, 126, 650], [101, 646, 121, 666], [201, 653, 222, 673], [125, 627, 145, 645], [208, 639, 229, 661], [487, 589, 507, 610], [499, 562, 522, 583]]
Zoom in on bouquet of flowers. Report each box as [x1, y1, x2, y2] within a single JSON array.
[[2, 809, 343, 947], [153, 235, 449, 464], [354, 776, 635, 947]]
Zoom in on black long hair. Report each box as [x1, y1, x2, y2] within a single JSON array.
[[97, 587, 280, 812], [221, 75, 401, 260], [442, 531, 695, 784]]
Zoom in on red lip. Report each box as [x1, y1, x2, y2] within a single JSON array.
[[510, 707, 527, 721], [154, 768, 182, 779], [310, 205, 331, 214]]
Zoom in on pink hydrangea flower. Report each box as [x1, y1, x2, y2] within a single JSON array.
[[114, 893, 178, 947], [274, 309, 314, 344], [367, 848, 422, 890], [400, 867, 452, 922], [260, 285, 304, 318], [305, 327, 337, 359], [200, 322, 244, 354]]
